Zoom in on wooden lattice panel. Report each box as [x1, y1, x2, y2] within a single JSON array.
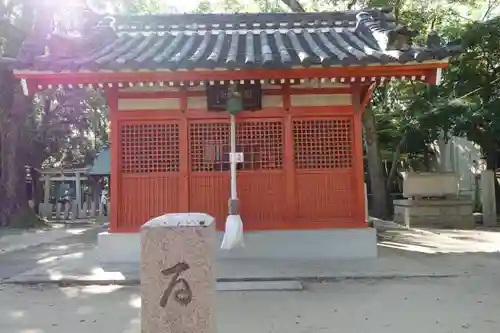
[[293, 118, 353, 169], [190, 121, 284, 172], [238, 121, 284, 170], [120, 123, 180, 173], [189, 123, 229, 172]]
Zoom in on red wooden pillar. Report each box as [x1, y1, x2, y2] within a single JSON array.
[[179, 88, 189, 212], [107, 87, 120, 233], [351, 86, 368, 227], [282, 83, 296, 224]]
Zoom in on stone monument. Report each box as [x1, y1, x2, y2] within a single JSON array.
[[393, 172, 475, 229], [480, 170, 497, 226], [141, 213, 216, 333]]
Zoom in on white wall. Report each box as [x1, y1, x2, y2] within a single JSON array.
[[118, 82, 353, 111]]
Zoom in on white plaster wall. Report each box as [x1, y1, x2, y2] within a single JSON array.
[[290, 94, 352, 106], [187, 93, 283, 109], [187, 96, 206, 109], [118, 84, 352, 110], [119, 85, 284, 110], [262, 95, 283, 108], [118, 98, 180, 110]]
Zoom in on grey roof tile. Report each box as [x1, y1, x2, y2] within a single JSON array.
[[15, 9, 462, 72]]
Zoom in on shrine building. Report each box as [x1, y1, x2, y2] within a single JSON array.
[[14, 8, 461, 263]]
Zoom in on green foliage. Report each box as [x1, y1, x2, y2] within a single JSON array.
[[436, 17, 500, 159], [95, 0, 165, 14], [30, 88, 109, 169], [0, 0, 110, 171], [370, 81, 441, 162], [192, 0, 289, 12], [0, 0, 32, 57], [365, 5, 464, 164], [365, 2, 500, 171], [193, 0, 213, 12]]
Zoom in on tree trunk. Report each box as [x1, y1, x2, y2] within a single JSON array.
[[31, 168, 41, 214], [423, 149, 431, 171], [363, 107, 390, 219], [0, 72, 37, 227], [386, 133, 406, 189]]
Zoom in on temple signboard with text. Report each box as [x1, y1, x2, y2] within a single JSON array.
[[206, 82, 262, 111]]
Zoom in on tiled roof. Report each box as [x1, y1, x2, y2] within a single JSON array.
[[88, 147, 110, 175], [15, 8, 462, 72]]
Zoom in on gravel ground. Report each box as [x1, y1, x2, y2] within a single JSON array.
[[1, 274, 499, 333]]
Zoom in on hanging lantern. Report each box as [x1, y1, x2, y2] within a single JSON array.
[[225, 90, 244, 115], [221, 84, 244, 250]]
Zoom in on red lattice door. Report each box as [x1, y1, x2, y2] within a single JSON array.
[[189, 119, 286, 229], [293, 117, 357, 226], [118, 121, 181, 231]]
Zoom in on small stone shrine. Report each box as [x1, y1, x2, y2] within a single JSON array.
[[393, 172, 475, 229]]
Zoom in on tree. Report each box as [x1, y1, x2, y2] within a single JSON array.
[[439, 18, 500, 170], [0, 0, 46, 227], [32, 88, 109, 169], [0, 0, 111, 227], [86, 0, 165, 14]]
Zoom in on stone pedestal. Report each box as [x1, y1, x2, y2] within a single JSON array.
[[403, 172, 458, 198], [141, 213, 216, 333], [79, 201, 88, 219], [55, 203, 62, 220], [394, 199, 474, 229], [90, 201, 96, 217], [63, 203, 70, 220], [71, 200, 77, 221], [39, 203, 51, 218], [481, 170, 497, 226]]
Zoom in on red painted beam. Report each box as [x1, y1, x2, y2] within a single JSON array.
[[116, 87, 354, 99], [15, 64, 447, 86]]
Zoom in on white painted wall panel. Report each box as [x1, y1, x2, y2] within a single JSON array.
[[290, 94, 352, 107], [118, 98, 180, 110]]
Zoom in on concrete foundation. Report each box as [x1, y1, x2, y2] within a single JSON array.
[[393, 199, 475, 229], [97, 228, 378, 264]]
